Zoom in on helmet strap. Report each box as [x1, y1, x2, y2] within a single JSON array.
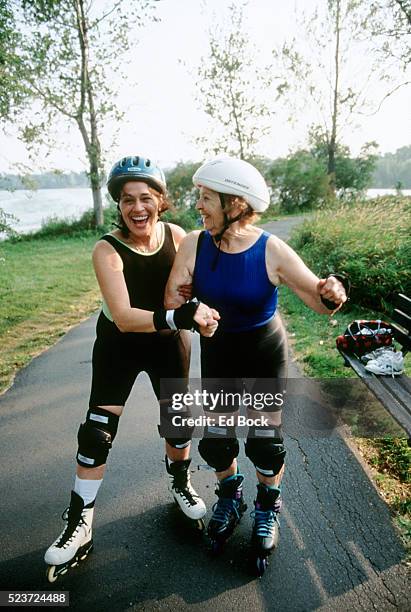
[[212, 193, 245, 270], [214, 193, 244, 242]]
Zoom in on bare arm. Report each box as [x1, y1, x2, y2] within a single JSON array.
[[165, 231, 220, 335], [266, 236, 347, 314], [165, 231, 200, 309], [92, 240, 155, 332]]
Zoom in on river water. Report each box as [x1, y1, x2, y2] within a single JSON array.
[[0, 187, 95, 234], [1, 187, 410, 235]]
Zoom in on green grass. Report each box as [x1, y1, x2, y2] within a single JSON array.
[[0, 234, 100, 392], [281, 196, 411, 552], [280, 287, 410, 550], [289, 196, 411, 313]]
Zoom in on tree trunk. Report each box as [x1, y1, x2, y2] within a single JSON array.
[[91, 183, 104, 227], [328, 140, 336, 196], [87, 125, 104, 227], [75, 0, 104, 227], [88, 153, 103, 227], [328, 0, 341, 198]]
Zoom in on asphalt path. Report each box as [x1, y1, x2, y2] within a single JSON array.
[[0, 217, 409, 611]]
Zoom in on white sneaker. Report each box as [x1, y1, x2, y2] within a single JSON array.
[[365, 350, 404, 376], [361, 346, 395, 363]]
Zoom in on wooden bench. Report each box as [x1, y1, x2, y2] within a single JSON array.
[[338, 293, 411, 440]]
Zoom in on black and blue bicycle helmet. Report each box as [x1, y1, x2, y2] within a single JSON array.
[[107, 156, 166, 202]]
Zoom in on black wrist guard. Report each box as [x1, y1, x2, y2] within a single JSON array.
[[153, 302, 200, 331], [320, 273, 351, 310]]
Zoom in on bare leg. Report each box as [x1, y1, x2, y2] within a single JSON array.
[[215, 459, 238, 481], [165, 441, 191, 461], [256, 464, 285, 487]]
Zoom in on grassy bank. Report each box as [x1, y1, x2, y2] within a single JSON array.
[[280, 287, 410, 552], [283, 197, 411, 552], [0, 234, 101, 392], [289, 195, 411, 312]]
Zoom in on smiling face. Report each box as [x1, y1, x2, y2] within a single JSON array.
[[195, 186, 225, 235], [118, 181, 161, 239]]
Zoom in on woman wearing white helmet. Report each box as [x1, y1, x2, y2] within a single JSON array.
[[165, 156, 348, 575]]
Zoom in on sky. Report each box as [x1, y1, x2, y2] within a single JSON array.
[[1, 0, 410, 175]]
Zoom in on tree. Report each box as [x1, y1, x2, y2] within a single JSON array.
[[365, 0, 411, 69], [195, 1, 273, 160], [0, 207, 17, 237], [0, 0, 156, 226], [372, 145, 411, 187], [267, 151, 329, 212], [267, 141, 378, 212], [160, 162, 202, 231], [310, 130, 379, 194], [358, 0, 411, 113], [165, 162, 200, 209], [274, 0, 400, 196], [0, 0, 24, 118]]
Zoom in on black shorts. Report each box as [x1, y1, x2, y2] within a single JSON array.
[[199, 314, 288, 413], [89, 312, 191, 407]]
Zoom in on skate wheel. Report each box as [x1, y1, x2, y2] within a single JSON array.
[[210, 539, 224, 556], [256, 556, 268, 577], [46, 565, 58, 583]]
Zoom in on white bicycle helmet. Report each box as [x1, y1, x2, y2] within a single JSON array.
[[192, 156, 270, 212]]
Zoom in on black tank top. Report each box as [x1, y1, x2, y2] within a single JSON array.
[[101, 223, 176, 311]]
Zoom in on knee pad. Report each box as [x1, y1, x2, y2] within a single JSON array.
[[158, 400, 194, 446], [165, 438, 191, 449], [198, 437, 239, 472], [77, 407, 120, 468], [245, 427, 286, 477]]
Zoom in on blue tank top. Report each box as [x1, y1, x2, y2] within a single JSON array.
[[193, 231, 278, 332]]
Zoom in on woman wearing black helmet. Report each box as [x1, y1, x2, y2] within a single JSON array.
[[44, 156, 219, 582], [165, 156, 348, 575]]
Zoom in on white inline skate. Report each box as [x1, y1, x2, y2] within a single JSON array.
[[166, 456, 206, 531], [44, 491, 94, 582]]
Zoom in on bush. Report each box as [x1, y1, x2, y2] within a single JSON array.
[[370, 436, 411, 484], [267, 152, 329, 212], [266, 140, 378, 213], [10, 203, 119, 242], [0, 207, 18, 238], [162, 206, 200, 231], [165, 162, 200, 209], [289, 195, 411, 312]]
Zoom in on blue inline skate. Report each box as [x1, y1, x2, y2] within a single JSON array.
[[208, 473, 247, 554], [251, 483, 281, 576]]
